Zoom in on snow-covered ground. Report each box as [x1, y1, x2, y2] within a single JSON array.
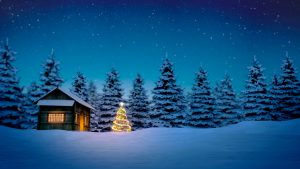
[[1, 120, 300, 169]]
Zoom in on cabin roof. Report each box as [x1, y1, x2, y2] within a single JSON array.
[[37, 100, 75, 107], [36, 87, 95, 110]]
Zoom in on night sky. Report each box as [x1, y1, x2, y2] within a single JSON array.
[[0, 0, 300, 94]]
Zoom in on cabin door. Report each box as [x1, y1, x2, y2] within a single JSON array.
[[79, 113, 84, 131]]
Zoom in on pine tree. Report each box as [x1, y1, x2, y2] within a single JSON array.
[[269, 75, 282, 120], [87, 81, 100, 132], [213, 74, 240, 127], [27, 82, 40, 128], [0, 40, 23, 128], [151, 58, 183, 127], [128, 74, 150, 129], [274, 56, 300, 119], [188, 67, 214, 127], [71, 71, 88, 102], [39, 49, 63, 95], [242, 57, 272, 121], [27, 81, 42, 102], [19, 82, 40, 129], [172, 86, 188, 127], [98, 68, 123, 132], [185, 91, 193, 124]]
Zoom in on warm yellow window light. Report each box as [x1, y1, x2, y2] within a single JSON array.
[[75, 113, 78, 123], [48, 114, 64, 123], [84, 116, 88, 126]]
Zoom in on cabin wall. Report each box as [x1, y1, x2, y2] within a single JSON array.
[[38, 106, 76, 130]]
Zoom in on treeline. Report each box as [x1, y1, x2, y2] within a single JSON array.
[[0, 41, 300, 131]]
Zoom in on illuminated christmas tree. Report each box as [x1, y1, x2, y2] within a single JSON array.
[[111, 102, 132, 132]]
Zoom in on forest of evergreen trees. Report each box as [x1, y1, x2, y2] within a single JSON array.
[[0, 41, 300, 131]]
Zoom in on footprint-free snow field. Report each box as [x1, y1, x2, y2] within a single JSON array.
[[1, 120, 300, 169]]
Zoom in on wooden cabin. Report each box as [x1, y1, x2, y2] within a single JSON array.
[[36, 87, 94, 131]]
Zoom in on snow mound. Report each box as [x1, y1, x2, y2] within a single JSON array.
[[1, 120, 300, 169]]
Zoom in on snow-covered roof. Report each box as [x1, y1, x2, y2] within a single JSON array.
[[36, 87, 95, 110], [37, 100, 75, 107], [59, 88, 95, 110]]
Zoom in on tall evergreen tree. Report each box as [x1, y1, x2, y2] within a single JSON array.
[[151, 58, 183, 127], [269, 75, 284, 120], [87, 81, 100, 132], [0, 40, 23, 128], [20, 82, 40, 129], [185, 91, 193, 124], [98, 68, 123, 131], [274, 56, 300, 119], [27, 81, 42, 102], [172, 86, 188, 127], [128, 74, 150, 129], [71, 71, 88, 102], [213, 74, 240, 127], [188, 67, 214, 127], [242, 57, 272, 121], [39, 49, 63, 95]]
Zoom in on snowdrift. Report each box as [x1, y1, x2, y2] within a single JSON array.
[[1, 120, 300, 169]]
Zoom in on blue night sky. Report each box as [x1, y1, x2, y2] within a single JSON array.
[[0, 0, 300, 94]]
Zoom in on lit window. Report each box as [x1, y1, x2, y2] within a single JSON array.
[[75, 114, 78, 123], [48, 114, 64, 123], [84, 116, 87, 126]]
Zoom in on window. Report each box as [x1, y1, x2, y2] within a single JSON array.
[[84, 116, 88, 126], [48, 114, 64, 123], [75, 113, 78, 124]]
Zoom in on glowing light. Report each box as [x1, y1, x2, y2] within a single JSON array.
[[111, 103, 131, 132], [48, 113, 64, 123]]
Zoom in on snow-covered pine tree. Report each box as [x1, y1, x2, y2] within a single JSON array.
[[71, 71, 88, 102], [27, 81, 42, 102], [242, 57, 272, 121], [171, 86, 188, 127], [87, 81, 100, 132], [39, 49, 63, 96], [98, 68, 123, 132], [184, 91, 193, 124], [0, 40, 23, 128], [151, 58, 182, 127], [269, 75, 283, 120], [274, 56, 300, 119], [19, 82, 40, 129], [26, 82, 40, 128], [128, 74, 150, 129], [213, 73, 240, 127], [188, 67, 214, 127]]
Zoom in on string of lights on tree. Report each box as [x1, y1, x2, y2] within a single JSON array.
[[111, 102, 132, 132]]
